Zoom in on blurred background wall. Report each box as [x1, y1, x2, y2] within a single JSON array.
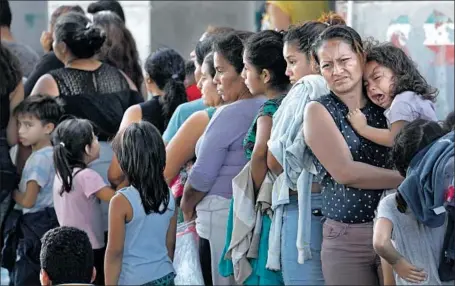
[[5, 0, 454, 117]]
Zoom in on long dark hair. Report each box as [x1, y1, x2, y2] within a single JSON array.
[[212, 31, 253, 74], [364, 42, 438, 102], [144, 48, 187, 127], [391, 119, 448, 212], [195, 35, 217, 67], [52, 118, 95, 195], [87, 0, 125, 23], [112, 121, 169, 214], [0, 42, 22, 99], [93, 11, 143, 91], [244, 30, 290, 92]]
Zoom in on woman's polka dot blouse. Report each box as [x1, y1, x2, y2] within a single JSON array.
[[312, 92, 393, 224]]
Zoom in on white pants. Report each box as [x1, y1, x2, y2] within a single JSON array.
[[196, 195, 234, 286]]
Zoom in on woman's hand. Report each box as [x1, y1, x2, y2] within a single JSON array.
[[40, 31, 53, 53], [347, 108, 367, 132], [392, 258, 427, 284]]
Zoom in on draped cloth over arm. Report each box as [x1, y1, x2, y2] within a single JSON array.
[[225, 162, 277, 284], [266, 75, 329, 269]]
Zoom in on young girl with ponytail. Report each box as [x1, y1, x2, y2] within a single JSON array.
[[374, 115, 454, 285], [52, 118, 115, 286]]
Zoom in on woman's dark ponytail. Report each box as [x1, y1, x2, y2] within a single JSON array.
[[161, 76, 187, 126], [52, 119, 94, 195], [144, 48, 187, 127]]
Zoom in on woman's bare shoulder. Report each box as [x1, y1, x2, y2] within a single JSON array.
[[31, 74, 59, 97]]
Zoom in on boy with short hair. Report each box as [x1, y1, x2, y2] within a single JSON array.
[[40, 226, 96, 286], [12, 94, 63, 211], [1, 94, 63, 286]]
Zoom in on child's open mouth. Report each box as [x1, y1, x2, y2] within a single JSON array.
[[372, 93, 387, 106]]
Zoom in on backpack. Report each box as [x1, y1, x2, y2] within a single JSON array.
[[439, 181, 455, 282]]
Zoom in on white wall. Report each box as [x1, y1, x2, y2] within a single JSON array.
[[8, 0, 48, 55], [46, 1, 256, 63]]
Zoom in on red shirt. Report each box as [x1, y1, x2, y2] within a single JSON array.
[[186, 84, 202, 101]]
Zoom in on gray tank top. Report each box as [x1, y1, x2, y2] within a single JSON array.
[[118, 186, 175, 285]]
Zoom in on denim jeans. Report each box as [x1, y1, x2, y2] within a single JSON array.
[[142, 272, 176, 286], [281, 194, 324, 285]]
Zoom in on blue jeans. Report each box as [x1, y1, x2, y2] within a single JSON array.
[[142, 273, 176, 286], [281, 194, 324, 285]]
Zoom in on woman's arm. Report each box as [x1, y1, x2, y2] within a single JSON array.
[[30, 74, 59, 97], [181, 108, 233, 220], [104, 194, 128, 285], [108, 105, 143, 186], [24, 52, 63, 97], [181, 184, 206, 222], [118, 105, 142, 131], [251, 116, 273, 190], [164, 111, 209, 184], [304, 102, 403, 190], [166, 207, 178, 261], [267, 150, 283, 175], [7, 82, 24, 146]]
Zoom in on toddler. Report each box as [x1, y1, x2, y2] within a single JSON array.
[[52, 118, 115, 286], [348, 42, 438, 147]]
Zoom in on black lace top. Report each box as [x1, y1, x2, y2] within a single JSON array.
[[313, 92, 392, 224], [49, 64, 144, 141]]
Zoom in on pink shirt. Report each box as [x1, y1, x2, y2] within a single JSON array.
[[53, 168, 107, 249]]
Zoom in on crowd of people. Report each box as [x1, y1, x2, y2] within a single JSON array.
[[1, 0, 454, 286]]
